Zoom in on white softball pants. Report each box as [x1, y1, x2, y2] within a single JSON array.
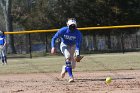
[[60, 42, 76, 69]]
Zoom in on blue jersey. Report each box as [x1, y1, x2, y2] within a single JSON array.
[[51, 26, 82, 50], [0, 35, 6, 45]]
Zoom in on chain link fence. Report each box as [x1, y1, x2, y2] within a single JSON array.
[[6, 28, 140, 58]]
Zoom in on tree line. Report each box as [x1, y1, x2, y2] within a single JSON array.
[[0, 0, 140, 53]]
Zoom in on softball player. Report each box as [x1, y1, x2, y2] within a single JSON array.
[[51, 18, 82, 82], [0, 31, 7, 65]]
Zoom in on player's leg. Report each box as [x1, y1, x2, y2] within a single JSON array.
[[1, 51, 4, 65], [69, 45, 76, 69], [61, 65, 66, 78], [60, 42, 74, 82], [60, 42, 68, 78], [4, 56, 7, 64], [1, 48, 7, 64], [65, 59, 74, 82], [66, 45, 77, 82], [3, 47, 7, 64], [0, 46, 4, 64]]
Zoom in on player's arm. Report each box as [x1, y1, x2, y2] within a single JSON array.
[[75, 31, 83, 62], [51, 32, 59, 54], [2, 35, 6, 49], [75, 31, 82, 56], [51, 28, 65, 54]]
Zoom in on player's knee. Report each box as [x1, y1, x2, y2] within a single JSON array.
[[65, 53, 70, 60], [65, 57, 71, 62]]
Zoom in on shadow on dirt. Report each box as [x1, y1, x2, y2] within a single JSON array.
[[76, 77, 135, 82]]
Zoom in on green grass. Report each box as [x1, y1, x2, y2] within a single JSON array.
[[0, 52, 140, 74]]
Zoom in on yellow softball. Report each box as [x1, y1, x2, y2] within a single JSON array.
[[105, 77, 112, 84]]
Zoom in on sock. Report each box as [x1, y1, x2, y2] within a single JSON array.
[[65, 61, 73, 78]]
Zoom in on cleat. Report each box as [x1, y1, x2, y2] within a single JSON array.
[[68, 77, 74, 83], [61, 65, 66, 78]]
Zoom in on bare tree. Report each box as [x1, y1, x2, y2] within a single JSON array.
[[0, 0, 16, 53]]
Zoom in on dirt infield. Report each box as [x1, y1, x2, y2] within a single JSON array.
[[0, 70, 140, 93]]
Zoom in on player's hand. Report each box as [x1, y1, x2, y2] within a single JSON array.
[[51, 47, 56, 54]]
